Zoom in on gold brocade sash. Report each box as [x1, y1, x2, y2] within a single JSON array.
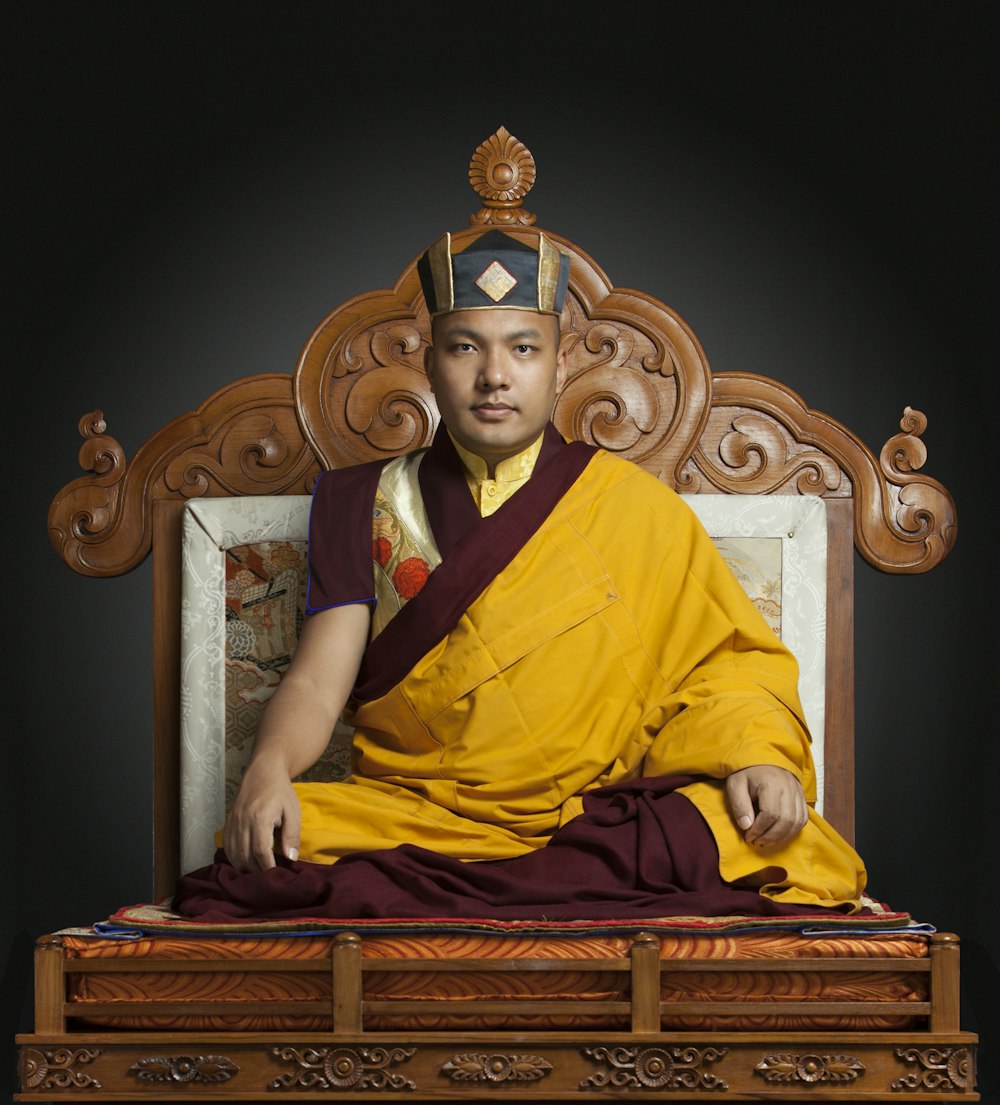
[[370, 451, 441, 641]]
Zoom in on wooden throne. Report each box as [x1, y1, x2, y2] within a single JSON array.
[[19, 127, 977, 1101]]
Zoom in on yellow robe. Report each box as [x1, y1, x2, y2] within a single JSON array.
[[295, 448, 866, 910]]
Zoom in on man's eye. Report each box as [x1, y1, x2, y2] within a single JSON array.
[[514, 344, 533, 354]]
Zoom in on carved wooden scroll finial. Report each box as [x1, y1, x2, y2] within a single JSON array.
[[49, 380, 319, 577], [688, 377, 957, 573], [469, 126, 537, 226]]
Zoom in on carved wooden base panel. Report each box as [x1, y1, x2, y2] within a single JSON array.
[[269, 1045, 417, 1091], [755, 1051, 866, 1085], [582, 1044, 729, 1090], [443, 1052, 554, 1083], [17, 1035, 978, 1100], [892, 1047, 976, 1094], [128, 1053, 240, 1084], [21, 1047, 103, 1092]]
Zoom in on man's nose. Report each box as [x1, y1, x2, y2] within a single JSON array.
[[478, 349, 509, 389]]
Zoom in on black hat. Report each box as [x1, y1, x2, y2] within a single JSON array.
[[418, 229, 570, 318]]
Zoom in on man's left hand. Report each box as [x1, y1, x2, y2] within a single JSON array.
[[725, 765, 809, 847]]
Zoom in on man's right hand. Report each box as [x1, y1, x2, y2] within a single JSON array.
[[223, 767, 301, 873], [218, 601, 371, 874]]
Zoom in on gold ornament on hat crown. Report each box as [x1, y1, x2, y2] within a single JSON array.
[[469, 126, 537, 226]]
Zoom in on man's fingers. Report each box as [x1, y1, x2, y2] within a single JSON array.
[[225, 821, 268, 873], [726, 765, 809, 847], [748, 808, 794, 846], [278, 804, 302, 863], [222, 782, 301, 872], [746, 789, 809, 846], [222, 808, 277, 873], [250, 831, 278, 871], [725, 775, 756, 832], [222, 833, 236, 870]]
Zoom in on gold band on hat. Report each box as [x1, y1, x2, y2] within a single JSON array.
[[536, 232, 563, 313], [425, 233, 454, 314]]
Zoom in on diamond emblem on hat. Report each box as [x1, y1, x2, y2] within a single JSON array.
[[475, 260, 518, 303]]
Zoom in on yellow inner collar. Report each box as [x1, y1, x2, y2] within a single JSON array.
[[449, 432, 544, 517]]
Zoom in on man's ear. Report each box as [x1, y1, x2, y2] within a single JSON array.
[[555, 334, 569, 393], [423, 342, 435, 392]]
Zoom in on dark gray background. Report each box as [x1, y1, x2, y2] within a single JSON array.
[[5, 2, 997, 1099]]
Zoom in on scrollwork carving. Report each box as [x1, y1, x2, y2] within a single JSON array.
[[892, 1047, 972, 1092], [700, 377, 956, 572], [268, 1045, 416, 1091], [707, 411, 844, 494], [51, 409, 130, 567], [581, 1045, 728, 1091], [299, 313, 437, 468], [558, 319, 653, 448], [688, 401, 845, 497], [162, 408, 312, 498], [128, 1054, 239, 1083], [335, 322, 426, 378], [49, 376, 319, 577], [22, 1047, 102, 1090], [755, 1053, 865, 1084], [76, 409, 127, 485], [442, 1053, 553, 1082], [877, 406, 956, 562], [552, 291, 710, 480], [337, 324, 435, 455]]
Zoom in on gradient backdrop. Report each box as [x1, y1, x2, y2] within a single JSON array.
[[6, 3, 997, 1099]]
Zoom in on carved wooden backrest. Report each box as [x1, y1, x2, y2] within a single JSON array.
[[48, 128, 956, 896]]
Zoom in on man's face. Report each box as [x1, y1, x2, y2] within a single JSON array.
[[425, 308, 567, 475]]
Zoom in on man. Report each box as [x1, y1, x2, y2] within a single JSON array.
[[176, 230, 865, 921]]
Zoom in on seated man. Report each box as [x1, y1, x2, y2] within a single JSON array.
[[175, 230, 866, 922]]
